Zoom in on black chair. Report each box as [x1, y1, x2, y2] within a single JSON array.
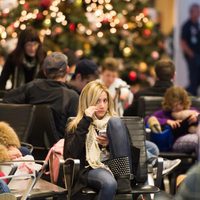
[[0, 90, 7, 101], [0, 103, 35, 142], [63, 116, 161, 200], [137, 96, 198, 194], [28, 104, 60, 160]]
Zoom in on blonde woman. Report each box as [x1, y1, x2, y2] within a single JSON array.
[[64, 80, 133, 200]]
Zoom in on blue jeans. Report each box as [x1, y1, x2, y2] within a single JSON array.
[[0, 179, 10, 193], [87, 168, 117, 200], [146, 140, 159, 165], [107, 118, 133, 171]]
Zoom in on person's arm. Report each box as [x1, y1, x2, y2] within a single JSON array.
[[63, 115, 92, 160], [3, 84, 27, 103], [180, 40, 194, 58], [181, 23, 194, 58], [0, 54, 15, 90], [66, 91, 79, 117], [145, 110, 169, 126]]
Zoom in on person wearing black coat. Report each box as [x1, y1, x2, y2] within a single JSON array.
[[64, 81, 134, 200], [0, 27, 46, 90]]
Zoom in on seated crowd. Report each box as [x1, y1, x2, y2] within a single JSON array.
[[0, 29, 199, 199]]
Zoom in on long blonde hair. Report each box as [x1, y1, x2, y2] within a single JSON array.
[[67, 80, 117, 132]]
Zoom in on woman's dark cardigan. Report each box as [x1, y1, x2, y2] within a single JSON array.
[[63, 115, 93, 197]]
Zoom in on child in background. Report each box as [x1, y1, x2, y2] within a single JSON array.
[[146, 86, 200, 161]]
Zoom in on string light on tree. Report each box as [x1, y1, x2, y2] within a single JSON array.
[[123, 47, 132, 57], [0, 0, 165, 81]]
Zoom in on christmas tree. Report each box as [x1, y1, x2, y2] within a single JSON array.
[[0, 0, 166, 80]]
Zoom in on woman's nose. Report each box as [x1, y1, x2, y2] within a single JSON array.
[[99, 101, 105, 107]]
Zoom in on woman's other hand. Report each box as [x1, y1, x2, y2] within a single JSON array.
[[96, 135, 109, 147], [166, 119, 182, 129]]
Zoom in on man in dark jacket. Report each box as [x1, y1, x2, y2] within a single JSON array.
[[3, 52, 79, 139], [124, 59, 175, 116]]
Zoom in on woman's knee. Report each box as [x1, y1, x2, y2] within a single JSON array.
[[101, 176, 117, 191]]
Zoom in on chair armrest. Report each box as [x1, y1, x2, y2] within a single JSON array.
[[63, 158, 80, 200], [0, 163, 18, 184], [147, 157, 163, 188], [155, 157, 163, 188], [63, 158, 80, 186]]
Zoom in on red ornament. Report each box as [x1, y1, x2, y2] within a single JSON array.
[[23, 3, 30, 10], [102, 18, 109, 24], [36, 12, 44, 20], [143, 8, 148, 16], [40, 0, 52, 9], [129, 71, 137, 81], [69, 23, 76, 32], [143, 29, 151, 37], [2, 12, 9, 18]]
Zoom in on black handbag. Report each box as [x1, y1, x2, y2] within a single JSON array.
[[103, 156, 132, 178]]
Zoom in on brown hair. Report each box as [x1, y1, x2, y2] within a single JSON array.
[[12, 26, 45, 66], [162, 86, 191, 111], [101, 57, 119, 72], [155, 59, 175, 81]]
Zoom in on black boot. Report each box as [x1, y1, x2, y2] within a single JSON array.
[[104, 156, 133, 193], [116, 176, 132, 193]]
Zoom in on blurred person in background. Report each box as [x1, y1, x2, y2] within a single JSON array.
[[3, 52, 78, 139], [99, 57, 133, 116], [124, 59, 175, 116], [181, 3, 200, 96], [63, 48, 78, 81], [68, 59, 99, 94], [0, 27, 46, 90]]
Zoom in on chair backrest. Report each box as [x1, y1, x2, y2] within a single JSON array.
[[0, 103, 35, 142], [138, 96, 200, 118], [191, 97, 200, 110], [137, 96, 163, 118], [0, 90, 7, 102], [121, 116, 148, 184], [28, 104, 59, 149]]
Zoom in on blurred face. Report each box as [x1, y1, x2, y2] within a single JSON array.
[[77, 74, 98, 91], [171, 101, 184, 112], [95, 91, 108, 119], [190, 6, 200, 21], [101, 70, 118, 88], [24, 41, 39, 57]]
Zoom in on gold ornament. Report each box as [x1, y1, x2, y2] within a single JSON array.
[[139, 62, 147, 72]]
